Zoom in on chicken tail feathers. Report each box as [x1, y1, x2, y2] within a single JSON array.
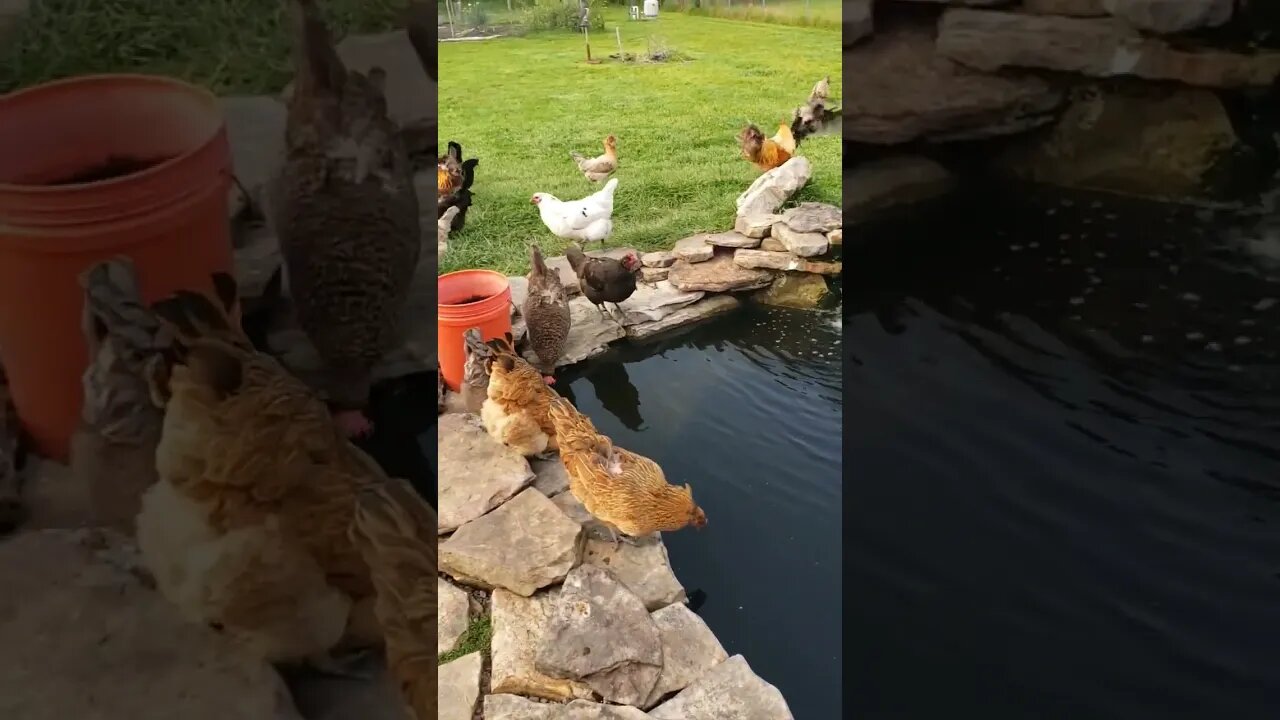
[[529, 244, 549, 277], [287, 0, 346, 96], [150, 275, 252, 352], [483, 332, 517, 356], [460, 158, 479, 190], [564, 243, 588, 273]]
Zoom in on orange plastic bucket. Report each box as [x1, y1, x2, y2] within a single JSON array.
[[438, 270, 513, 392], [0, 74, 234, 461]]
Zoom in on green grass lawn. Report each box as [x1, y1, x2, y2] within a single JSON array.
[[438, 9, 841, 275], [0, 0, 405, 94]]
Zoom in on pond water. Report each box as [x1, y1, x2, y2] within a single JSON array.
[[846, 183, 1280, 718], [345, 300, 844, 718], [555, 303, 844, 719]]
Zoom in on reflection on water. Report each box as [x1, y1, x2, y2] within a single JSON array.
[[846, 184, 1280, 719], [559, 305, 843, 720]]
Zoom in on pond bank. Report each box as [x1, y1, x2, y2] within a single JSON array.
[[437, 410, 795, 719]]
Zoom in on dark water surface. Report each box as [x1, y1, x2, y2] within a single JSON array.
[[846, 185, 1280, 719], [557, 305, 844, 719]]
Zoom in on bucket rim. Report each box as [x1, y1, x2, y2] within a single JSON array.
[[437, 269, 511, 305], [0, 73, 223, 195]]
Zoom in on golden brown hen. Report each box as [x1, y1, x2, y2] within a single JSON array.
[[480, 333, 560, 457], [547, 395, 706, 546], [570, 134, 618, 183], [348, 477, 438, 719], [136, 276, 385, 675]]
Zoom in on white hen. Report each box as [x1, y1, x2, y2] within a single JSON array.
[[531, 178, 618, 246]]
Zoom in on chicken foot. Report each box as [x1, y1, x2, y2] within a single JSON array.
[[327, 364, 376, 439], [333, 409, 375, 439], [592, 301, 626, 325], [607, 303, 627, 324]]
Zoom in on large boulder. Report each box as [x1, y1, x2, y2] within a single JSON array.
[[844, 22, 1062, 144], [1101, 0, 1232, 33], [438, 577, 473, 655], [845, 156, 955, 224], [734, 249, 842, 276], [1023, 0, 1106, 15], [627, 295, 743, 341], [490, 589, 595, 701], [752, 272, 831, 310], [614, 281, 706, 326], [649, 655, 793, 720], [536, 565, 663, 706], [936, 9, 1280, 88], [483, 694, 651, 719], [642, 603, 730, 709], [439, 488, 584, 596], [735, 157, 812, 217], [997, 85, 1238, 199], [667, 252, 774, 293], [437, 413, 535, 534], [438, 652, 483, 720]]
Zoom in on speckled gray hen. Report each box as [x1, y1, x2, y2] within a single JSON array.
[[269, 0, 421, 437], [522, 245, 572, 379]]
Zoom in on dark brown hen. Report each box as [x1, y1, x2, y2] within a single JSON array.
[[564, 244, 641, 323]]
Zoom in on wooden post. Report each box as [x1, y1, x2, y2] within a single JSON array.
[[615, 27, 624, 58], [584, 26, 592, 62]]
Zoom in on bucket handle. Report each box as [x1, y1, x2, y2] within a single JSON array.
[[223, 170, 260, 220]]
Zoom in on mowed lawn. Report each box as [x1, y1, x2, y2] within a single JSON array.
[[438, 11, 842, 276]]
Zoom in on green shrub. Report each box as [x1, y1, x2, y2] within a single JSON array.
[[522, 0, 605, 31], [465, 2, 491, 26]]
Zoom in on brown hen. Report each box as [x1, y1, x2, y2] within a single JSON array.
[[270, 0, 421, 439], [522, 244, 571, 382], [136, 276, 385, 674], [547, 395, 706, 546]]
